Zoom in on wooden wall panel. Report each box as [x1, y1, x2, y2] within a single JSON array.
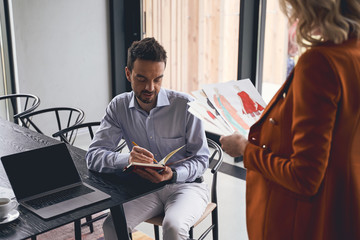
[[142, 0, 240, 93], [187, 0, 199, 93]]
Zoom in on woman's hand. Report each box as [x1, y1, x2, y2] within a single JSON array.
[[219, 131, 249, 157]]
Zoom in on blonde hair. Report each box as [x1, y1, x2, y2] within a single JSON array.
[[279, 0, 360, 47]]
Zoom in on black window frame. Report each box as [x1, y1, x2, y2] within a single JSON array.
[[1, 0, 16, 95], [109, 0, 141, 96]]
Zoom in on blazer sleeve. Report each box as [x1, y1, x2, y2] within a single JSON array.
[[244, 49, 341, 196]]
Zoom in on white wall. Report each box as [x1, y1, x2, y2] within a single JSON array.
[[10, 0, 111, 122]]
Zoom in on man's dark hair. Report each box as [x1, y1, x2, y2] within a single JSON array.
[[127, 37, 167, 72]]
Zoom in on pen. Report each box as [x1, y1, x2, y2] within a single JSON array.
[[131, 141, 159, 164]]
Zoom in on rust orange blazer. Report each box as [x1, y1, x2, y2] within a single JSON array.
[[244, 38, 360, 239]]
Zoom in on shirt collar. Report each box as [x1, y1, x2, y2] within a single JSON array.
[[129, 88, 170, 109]]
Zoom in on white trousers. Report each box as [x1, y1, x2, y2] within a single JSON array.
[[103, 182, 209, 240]]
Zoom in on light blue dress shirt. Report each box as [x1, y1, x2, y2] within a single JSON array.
[[86, 88, 209, 183]]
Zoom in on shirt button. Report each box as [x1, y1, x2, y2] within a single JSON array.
[[269, 118, 276, 125], [262, 144, 266, 149], [148, 117, 151, 119], [283, 92, 286, 98], [251, 137, 256, 141], [150, 136, 153, 139]]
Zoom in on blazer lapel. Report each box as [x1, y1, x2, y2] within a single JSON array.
[[252, 71, 294, 128]]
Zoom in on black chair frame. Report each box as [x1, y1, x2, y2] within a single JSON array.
[[52, 121, 127, 152], [52, 121, 100, 145], [0, 93, 40, 125], [19, 107, 85, 143]]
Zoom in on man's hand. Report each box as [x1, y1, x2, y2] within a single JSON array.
[[129, 146, 154, 164], [134, 166, 173, 183], [129, 146, 173, 183], [219, 131, 249, 157]]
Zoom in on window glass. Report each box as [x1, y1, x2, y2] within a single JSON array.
[[142, 0, 240, 94], [261, 0, 300, 103]]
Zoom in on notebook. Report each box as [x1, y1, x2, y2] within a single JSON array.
[[0, 143, 111, 219]]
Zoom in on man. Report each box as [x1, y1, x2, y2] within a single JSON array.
[[86, 37, 209, 240]]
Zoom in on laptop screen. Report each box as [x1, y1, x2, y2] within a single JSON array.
[[1, 143, 82, 200]]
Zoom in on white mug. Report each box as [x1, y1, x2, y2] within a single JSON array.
[[0, 197, 18, 219]]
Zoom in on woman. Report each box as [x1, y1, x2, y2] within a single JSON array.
[[220, 0, 360, 239]]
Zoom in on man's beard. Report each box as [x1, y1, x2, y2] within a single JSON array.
[[136, 90, 158, 104]]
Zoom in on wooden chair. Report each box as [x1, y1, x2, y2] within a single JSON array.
[[52, 121, 127, 240], [0, 93, 40, 125], [145, 138, 224, 240], [18, 107, 85, 141]]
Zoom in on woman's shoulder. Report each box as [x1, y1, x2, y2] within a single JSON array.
[[300, 38, 360, 62]]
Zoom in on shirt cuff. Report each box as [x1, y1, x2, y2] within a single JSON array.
[[172, 166, 187, 183], [114, 152, 131, 170]]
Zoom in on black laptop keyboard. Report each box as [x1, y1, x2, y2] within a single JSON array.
[[25, 185, 95, 210]]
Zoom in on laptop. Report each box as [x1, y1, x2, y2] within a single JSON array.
[[0, 143, 111, 219]]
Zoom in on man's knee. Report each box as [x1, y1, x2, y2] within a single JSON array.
[[162, 219, 190, 240]]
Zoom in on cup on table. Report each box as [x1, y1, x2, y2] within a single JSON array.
[[0, 197, 18, 219]]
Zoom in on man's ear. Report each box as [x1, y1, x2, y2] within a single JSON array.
[[125, 67, 131, 82]]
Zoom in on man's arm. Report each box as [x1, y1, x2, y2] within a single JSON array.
[[86, 102, 130, 173]]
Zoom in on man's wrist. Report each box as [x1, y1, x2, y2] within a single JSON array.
[[169, 169, 177, 183]]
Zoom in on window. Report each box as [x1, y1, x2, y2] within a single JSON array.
[[142, 0, 240, 94], [261, 0, 300, 103]]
